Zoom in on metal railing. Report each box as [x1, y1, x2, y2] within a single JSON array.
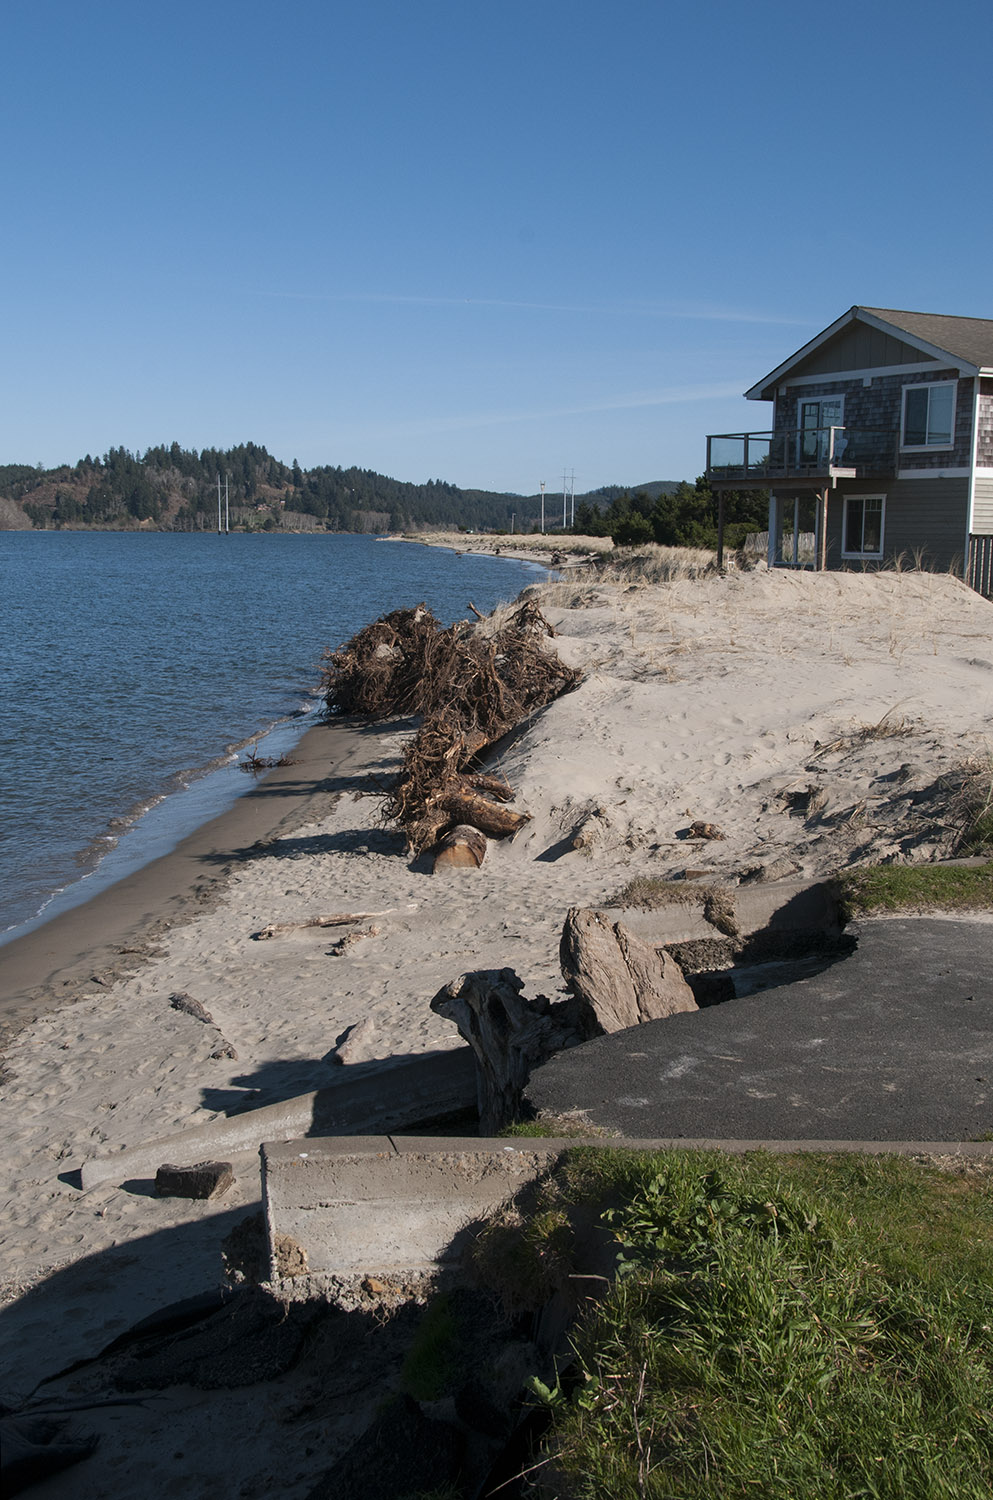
[[707, 427, 899, 482]]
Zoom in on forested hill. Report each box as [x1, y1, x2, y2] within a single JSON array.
[[0, 443, 682, 533]]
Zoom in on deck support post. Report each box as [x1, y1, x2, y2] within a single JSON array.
[[817, 486, 829, 571], [717, 491, 726, 569]]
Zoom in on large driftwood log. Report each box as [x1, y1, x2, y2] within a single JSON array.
[[560, 907, 697, 1037], [434, 824, 487, 871], [430, 969, 580, 1134], [429, 787, 531, 839]]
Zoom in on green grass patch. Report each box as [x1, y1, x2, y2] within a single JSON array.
[[833, 860, 993, 919], [509, 1149, 993, 1498], [399, 1293, 459, 1402], [499, 1117, 608, 1140]]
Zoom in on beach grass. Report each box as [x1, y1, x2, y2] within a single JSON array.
[[501, 1148, 993, 1498], [833, 859, 993, 918]]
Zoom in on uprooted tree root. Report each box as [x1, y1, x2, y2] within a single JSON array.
[[322, 600, 582, 854]]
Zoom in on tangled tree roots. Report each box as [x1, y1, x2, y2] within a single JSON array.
[[322, 600, 582, 854]]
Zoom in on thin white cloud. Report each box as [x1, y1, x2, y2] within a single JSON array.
[[247, 286, 808, 326], [352, 381, 749, 440]]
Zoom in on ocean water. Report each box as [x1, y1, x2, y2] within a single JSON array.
[[0, 531, 543, 941]]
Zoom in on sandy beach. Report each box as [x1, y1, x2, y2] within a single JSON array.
[[3, 557, 993, 1494]]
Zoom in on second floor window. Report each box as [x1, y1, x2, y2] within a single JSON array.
[[902, 382, 955, 448]]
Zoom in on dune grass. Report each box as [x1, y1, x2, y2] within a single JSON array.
[[492, 1148, 993, 1498], [834, 859, 993, 919]]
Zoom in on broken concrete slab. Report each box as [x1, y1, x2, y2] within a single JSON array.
[[262, 1132, 993, 1286], [80, 1046, 476, 1190], [155, 1161, 234, 1199], [261, 1135, 568, 1279]]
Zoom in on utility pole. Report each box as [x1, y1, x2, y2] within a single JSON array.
[[225, 473, 230, 534], [562, 471, 568, 529], [217, 474, 222, 533], [569, 471, 576, 526], [540, 481, 545, 534]]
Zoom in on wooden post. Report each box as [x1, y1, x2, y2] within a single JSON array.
[[818, 487, 829, 571], [716, 490, 725, 570]]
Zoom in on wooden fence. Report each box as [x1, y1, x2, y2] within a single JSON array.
[[968, 535, 993, 599]]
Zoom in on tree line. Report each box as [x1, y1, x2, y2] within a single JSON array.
[[572, 478, 768, 550], [0, 443, 528, 533]]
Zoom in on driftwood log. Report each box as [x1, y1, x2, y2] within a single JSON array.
[[251, 912, 388, 941], [434, 824, 488, 871], [560, 907, 698, 1037], [430, 969, 581, 1134]]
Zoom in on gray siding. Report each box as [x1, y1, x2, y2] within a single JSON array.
[[770, 477, 969, 573], [775, 371, 974, 472], [974, 477, 993, 535], [789, 324, 936, 378]]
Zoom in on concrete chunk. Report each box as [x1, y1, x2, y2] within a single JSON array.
[[155, 1160, 234, 1199]]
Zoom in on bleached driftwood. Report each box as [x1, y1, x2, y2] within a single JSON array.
[[430, 968, 581, 1134], [570, 808, 610, 852], [560, 907, 698, 1037], [251, 912, 390, 941]]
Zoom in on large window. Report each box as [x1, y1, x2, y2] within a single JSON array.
[[843, 495, 885, 558], [902, 381, 955, 449]]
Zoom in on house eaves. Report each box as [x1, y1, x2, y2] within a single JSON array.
[[744, 306, 993, 401]]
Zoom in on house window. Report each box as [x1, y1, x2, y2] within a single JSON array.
[[901, 381, 955, 449], [843, 495, 885, 558]]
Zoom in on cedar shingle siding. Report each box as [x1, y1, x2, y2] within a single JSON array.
[[776, 372, 974, 471], [977, 381, 993, 468]]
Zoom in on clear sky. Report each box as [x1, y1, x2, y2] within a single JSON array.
[[3, 0, 991, 496]]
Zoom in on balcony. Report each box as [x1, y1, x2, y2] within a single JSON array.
[[706, 427, 898, 486]]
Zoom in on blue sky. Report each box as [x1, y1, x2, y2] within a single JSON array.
[[3, 0, 991, 497]]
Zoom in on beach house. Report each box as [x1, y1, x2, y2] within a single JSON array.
[[705, 306, 993, 595]]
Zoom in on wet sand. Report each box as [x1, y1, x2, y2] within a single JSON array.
[[0, 716, 382, 1048]]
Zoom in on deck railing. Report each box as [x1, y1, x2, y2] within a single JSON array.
[[707, 427, 899, 483]]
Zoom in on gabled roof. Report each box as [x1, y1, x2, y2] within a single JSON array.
[[861, 307, 993, 368], [745, 305, 993, 401]]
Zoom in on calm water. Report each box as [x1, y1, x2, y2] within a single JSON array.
[[0, 532, 543, 939]]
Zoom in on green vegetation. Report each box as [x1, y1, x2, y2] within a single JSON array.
[[0, 443, 687, 535], [1, 441, 520, 533], [400, 1293, 460, 1401], [834, 860, 993, 919], [573, 478, 768, 551], [483, 1148, 993, 1498]]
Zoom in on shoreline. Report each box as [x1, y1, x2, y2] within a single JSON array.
[[389, 528, 613, 570], [0, 715, 378, 1048], [1, 564, 992, 1485]]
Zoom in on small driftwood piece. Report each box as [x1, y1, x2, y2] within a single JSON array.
[[431, 968, 581, 1134], [466, 772, 515, 803], [570, 808, 610, 851], [560, 907, 698, 1037], [434, 824, 488, 871], [328, 1016, 379, 1065], [251, 912, 389, 941]]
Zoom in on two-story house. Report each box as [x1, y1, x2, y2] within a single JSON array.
[[705, 306, 993, 595]]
